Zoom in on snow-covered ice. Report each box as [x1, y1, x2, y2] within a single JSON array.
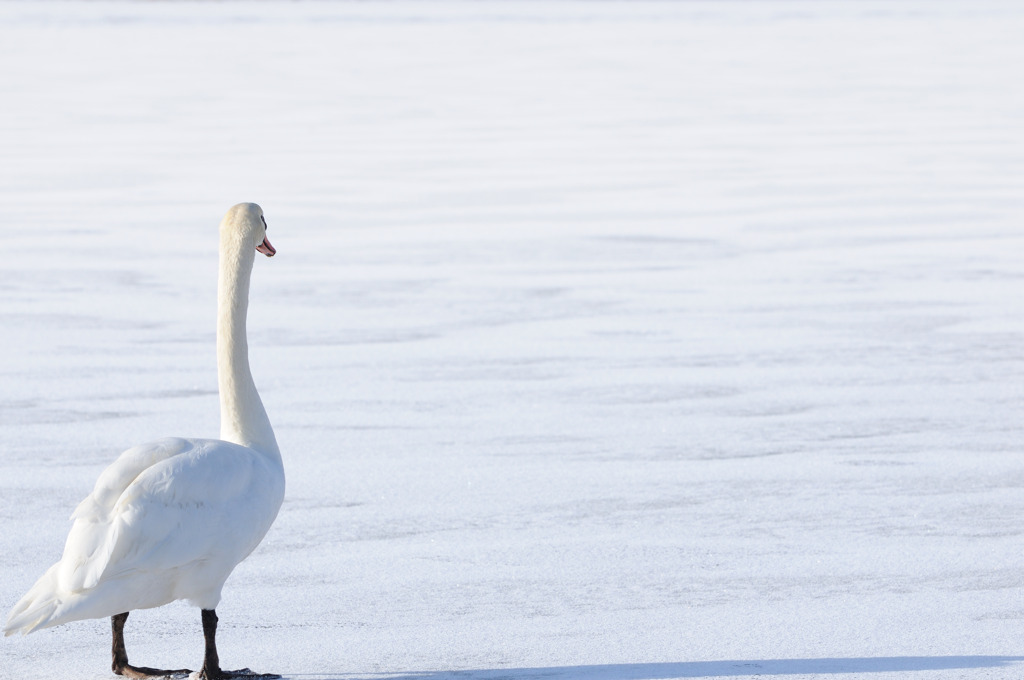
[[1, 1, 1023, 679]]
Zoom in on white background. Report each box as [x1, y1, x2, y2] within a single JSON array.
[[1, 2, 1023, 679]]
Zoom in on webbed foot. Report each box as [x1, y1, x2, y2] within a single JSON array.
[[113, 663, 193, 679], [198, 668, 281, 680]]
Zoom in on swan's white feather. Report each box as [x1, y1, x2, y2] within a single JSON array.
[[5, 436, 284, 636]]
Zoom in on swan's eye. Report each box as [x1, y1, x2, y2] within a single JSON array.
[[260, 214, 268, 230]]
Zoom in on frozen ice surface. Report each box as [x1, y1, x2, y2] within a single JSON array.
[[1, 1, 1023, 679]]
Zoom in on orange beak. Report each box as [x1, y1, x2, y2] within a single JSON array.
[[257, 237, 276, 257]]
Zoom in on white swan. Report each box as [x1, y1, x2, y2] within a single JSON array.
[[4, 203, 285, 680]]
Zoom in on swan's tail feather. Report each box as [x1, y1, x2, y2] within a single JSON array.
[[4, 565, 64, 636], [4, 599, 61, 636]]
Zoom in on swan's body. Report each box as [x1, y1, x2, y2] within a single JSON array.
[[5, 203, 283, 679], [7, 436, 283, 630]]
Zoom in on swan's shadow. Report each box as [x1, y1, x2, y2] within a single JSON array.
[[300, 656, 1024, 679]]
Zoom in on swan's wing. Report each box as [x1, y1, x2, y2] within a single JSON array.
[[57, 437, 194, 590], [70, 437, 195, 522], [59, 439, 278, 593]]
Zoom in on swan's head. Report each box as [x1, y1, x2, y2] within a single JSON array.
[[221, 202, 276, 258]]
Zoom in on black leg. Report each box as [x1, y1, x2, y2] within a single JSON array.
[[200, 609, 221, 679], [110, 611, 192, 678], [197, 608, 281, 680], [112, 612, 130, 674]]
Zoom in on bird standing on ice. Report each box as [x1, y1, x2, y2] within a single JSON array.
[[5, 203, 286, 680]]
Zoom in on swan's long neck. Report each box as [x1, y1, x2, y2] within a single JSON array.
[[217, 230, 279, 459]]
